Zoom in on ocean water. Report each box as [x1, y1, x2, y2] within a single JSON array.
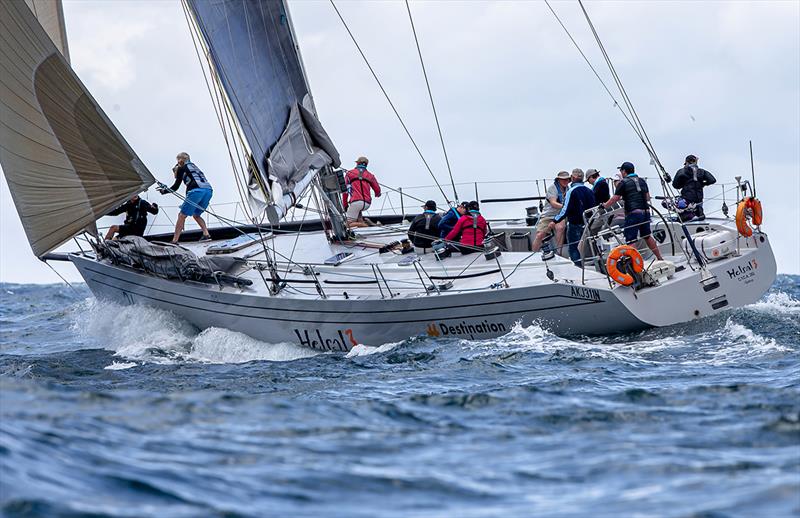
[[0, 276, 798, 518]]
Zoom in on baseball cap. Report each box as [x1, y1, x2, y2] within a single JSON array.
[[617, 161, 635, 173], [423, 200, 436, 210], [586, 168, 600, 178]]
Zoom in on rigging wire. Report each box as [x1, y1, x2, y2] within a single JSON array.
[[404, 0, 458, 201], [575, 0, 670, 187], [328, 0, 451, 204]]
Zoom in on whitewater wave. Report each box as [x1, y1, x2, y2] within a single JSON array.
[[74, 298, 319, 365], [746, 292, 800, 316], [463, 316, 792, 367]]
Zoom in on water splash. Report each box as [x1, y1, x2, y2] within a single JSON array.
[[75, 298, 318, 365]]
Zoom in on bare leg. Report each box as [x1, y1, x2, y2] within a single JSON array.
[[105, 225, 119, 240], [532, 230, 547, 252], [193, 215, 210, 237], [555, 220, 567, 254], [172, 213, 187, 243], [645, 236, 663, 260]]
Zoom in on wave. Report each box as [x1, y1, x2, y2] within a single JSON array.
[[746, 291, 800, 316], [74, 298, 319, 365]]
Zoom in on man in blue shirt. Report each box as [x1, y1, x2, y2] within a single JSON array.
[[550, 169, 595, 265]]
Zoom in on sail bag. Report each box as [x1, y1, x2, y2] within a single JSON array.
[[0, 0, 155, 256]]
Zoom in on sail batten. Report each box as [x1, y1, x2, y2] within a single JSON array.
[[0, 0, 155, 257]]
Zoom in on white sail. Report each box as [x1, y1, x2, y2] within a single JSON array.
[[24, 0, 70, 63], [0, 0, 155, 257]]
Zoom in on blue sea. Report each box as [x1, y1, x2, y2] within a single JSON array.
[[1, 276, 798, 517]]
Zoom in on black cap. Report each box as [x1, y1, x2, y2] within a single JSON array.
[[423, 200, 436, 210], [685, 154, 698, 164], [617, 161, 635, 173], [467, 200, 480, 212]]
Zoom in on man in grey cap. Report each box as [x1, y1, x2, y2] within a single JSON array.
[[533, 170, 570, 252], [586, 168, 610, 205]]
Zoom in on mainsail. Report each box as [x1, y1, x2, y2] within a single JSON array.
[[186, 0, 340, 222], [0, 0, 155, 257]]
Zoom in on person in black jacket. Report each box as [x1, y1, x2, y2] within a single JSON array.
[[105, 194, 159, 240], [586, 168, 610, 205], [672, 154, 716, 220], [408, 200, 442, 250]]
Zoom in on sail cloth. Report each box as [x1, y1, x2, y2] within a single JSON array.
[[24, 0, 70, 63], [0, 0, 154, 257], [186, 0, 340, 220]]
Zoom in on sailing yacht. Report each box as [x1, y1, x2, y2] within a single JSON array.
[[0, 0, 776, 351]]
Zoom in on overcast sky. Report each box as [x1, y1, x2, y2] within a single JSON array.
[[1, 0, 798, 283]]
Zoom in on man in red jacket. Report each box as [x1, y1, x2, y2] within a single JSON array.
[[342, 156, 381, 227], [444, 201, 488, 255]]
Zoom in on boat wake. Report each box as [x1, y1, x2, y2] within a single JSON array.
[[74, 298, 319, 366], [70, 285, 799, 368]]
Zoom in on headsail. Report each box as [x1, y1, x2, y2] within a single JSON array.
[[0, 0, 155, 257], [24, 0, 70, 63], [186, 0, 340, 222]]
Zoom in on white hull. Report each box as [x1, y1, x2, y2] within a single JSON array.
[[70, 219, 777, 351]]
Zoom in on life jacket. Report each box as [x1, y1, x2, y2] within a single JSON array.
[[183, 162, 212, 190], [459, 212, 487, 246], [619, 174, 649, 212], [345, 166, 378, 204]]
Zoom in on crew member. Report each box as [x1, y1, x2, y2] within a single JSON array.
[[586, 168, 610, 205], [438, 201, 468, 238], [532, 170, 570, 252], [159, 152, 213, 244], [105, 194, 159, 240], [444, 201, 487, 255], [672, 154, 716, 220], [550, 169, 595, 265], [342, 156, 381, 227], [408, 200, 442, 251], [603, 161, 663, 260]]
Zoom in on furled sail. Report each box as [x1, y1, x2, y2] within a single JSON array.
[[24, 0, 70, 63], [186, 0, 340, 222], [0, 0, 155, 257]]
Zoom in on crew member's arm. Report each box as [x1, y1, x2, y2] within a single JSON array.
[[551, 188, 573, 226], [144, 200, 159, 214], [107, 203, 128, 216], [603, 194, 622, 209], [671, 169, 687, 189], [703, 169, 717, 186], [445, 218, 464, 242], [367, 173, 381, 198], [169, 165, 185, 191]]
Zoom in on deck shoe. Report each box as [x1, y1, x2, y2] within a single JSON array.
[[199, 235, 212, 242]]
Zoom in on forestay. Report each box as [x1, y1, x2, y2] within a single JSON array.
[[186, 0, 340, 221], [0, 0, 155, 257]]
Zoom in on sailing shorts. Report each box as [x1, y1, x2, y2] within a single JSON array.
[[181, 188, 213, 217], [118, 223, 146, 238], [346, 200, 370, 221], [624, 210, 651, 243]]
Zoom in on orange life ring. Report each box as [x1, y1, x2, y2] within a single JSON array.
[[606, 245, 644, 286], [735, 197, 762, 237]]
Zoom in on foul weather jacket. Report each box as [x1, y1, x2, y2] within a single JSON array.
[[342, 167, 381, 208], [672, 165, 716, 204], [408, 211, 442, 248], [554, 182, 596, 226], [438, 207, 460, 238], [445, 213, 488, 247]]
